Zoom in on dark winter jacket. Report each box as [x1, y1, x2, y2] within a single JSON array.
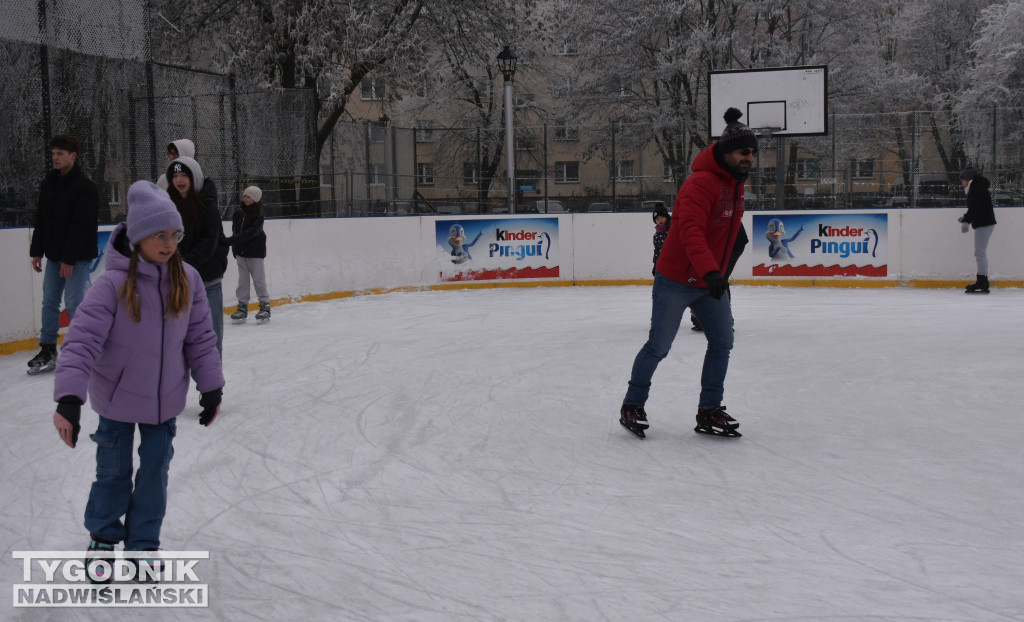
[[961, 175, 997, 229], [229, 202, 267, 258], [177, 195, 229, 285], [655, 144, 746, 287], [29, 164, 99, 264], [54, 224, 223, 425], [652, 225, 669, 276]]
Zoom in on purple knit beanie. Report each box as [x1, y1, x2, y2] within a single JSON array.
[[127, 180, 183, 245]]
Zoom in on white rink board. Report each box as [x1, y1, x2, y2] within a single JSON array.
[[2, 207, 1023, 345]]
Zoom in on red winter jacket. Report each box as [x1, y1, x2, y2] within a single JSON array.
[[655, 144, 745, 287]]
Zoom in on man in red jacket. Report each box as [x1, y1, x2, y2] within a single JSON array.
[[620, 108, 755, 439]]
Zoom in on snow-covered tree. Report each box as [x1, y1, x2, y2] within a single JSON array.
[[151, 0, 530, 204], [546, 0, 882, 187]]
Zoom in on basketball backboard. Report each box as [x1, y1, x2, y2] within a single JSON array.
[[709, 66, 828, 137]]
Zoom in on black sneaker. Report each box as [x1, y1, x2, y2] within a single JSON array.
[[85, 536, 116, 584], [695, 405, 741, 438], [619, 403, 650, 438]]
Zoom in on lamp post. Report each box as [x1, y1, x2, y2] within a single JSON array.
[[497, 45, 517, 214]]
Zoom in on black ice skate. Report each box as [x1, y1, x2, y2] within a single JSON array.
[[965, 274, 990, 294], [26, 344, 57, 376], [230, 304, 248, 324], [255, 302, 271, 324], [619, 403, 650, 439], [694, 405, 741, 438], [85, 536, 116, 584]]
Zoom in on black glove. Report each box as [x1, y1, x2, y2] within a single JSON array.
[[704, 271, 727, 300], [56, 396, 83, 448], [199, 388, 222, 426]]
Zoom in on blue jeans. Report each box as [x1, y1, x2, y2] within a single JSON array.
[[625, 273, 734, 409], [205, 282, 223, 357], [40, 259, 92, 344], [84, 417, 177, 550]]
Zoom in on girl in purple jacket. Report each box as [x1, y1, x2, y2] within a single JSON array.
[[52, 180, 224, 583]]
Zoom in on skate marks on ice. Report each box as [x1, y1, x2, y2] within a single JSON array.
[[3, 287, 1024, 621]]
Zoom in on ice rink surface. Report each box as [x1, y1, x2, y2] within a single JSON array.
[[2, 285, 1023, 622]]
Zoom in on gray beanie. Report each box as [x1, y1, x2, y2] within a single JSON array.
[[959, 167, 979, 181], [127, 180, 184, 245], [166, 156, 205, 192]]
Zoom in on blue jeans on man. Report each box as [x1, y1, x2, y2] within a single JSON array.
[[84, 416, 177, 551], [40, 259, 92, 344], [625, 272, 734, 409]]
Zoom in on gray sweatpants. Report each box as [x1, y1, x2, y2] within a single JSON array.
[[974, 225, 995, 275], [235, 257, 270, 305]]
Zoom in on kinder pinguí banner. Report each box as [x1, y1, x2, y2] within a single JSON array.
[[436, 217, 559, 281], [751, 213, 888, 277]]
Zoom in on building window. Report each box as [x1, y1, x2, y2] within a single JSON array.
[[555, 161, 579, 183], [360, 78, 386, 100], [797, 159, 821, 180], [319, 163, 333, 188], [851, 158, 874, 179], [613, 160, 635, 181], [462, 163, 478, 185], [368, 124, 386, 143], [554, 122, 580, 141], [516, 135, 537, 151], [416, 123, 435, 143], [417, 163, 434, 186], [368, 163, 385, 186], [518, 169, 541, 187]]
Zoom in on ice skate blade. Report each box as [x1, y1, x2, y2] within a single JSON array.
[[256, 318, 270, 324], [694, 425, 741, 438], [26, 365, 55, 376], [231, 318, 247, 324], [619, 419, 646, 439], [965, 290, 989, 295]]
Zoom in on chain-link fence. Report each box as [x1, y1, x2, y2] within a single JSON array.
[[3, 1, 1024, 227]]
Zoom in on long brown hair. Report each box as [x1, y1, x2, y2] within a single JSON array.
[[167, 184, 204, 232], [118, 246, 191, 323]]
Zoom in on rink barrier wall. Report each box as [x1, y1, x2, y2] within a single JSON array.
[[2, 207, 1022, 355]]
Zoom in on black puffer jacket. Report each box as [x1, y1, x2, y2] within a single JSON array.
[[29, 164, 99, 264], [961, 175, 997, 229], [178, 199, 229, 284], [229, 202, 267, 258]]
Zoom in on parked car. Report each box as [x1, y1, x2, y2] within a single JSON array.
[[535, 200, 567, 213], [641, 200, 666, 211], [587, 202, 613, 212]]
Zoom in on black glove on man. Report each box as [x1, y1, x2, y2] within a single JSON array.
[[199, 388, 222, 426], [704, 271, 727, 300], [56, 396, 83, 448]]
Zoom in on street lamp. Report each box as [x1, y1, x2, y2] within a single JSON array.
[[497, 45, 517, 214]]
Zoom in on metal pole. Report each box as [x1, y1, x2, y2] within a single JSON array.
[[543, 123, 548, 207], [504, 79, 515, 214], [775, 136, 786, 210]]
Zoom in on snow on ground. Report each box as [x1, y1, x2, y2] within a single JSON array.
[[2, 285, 1023, 622]]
